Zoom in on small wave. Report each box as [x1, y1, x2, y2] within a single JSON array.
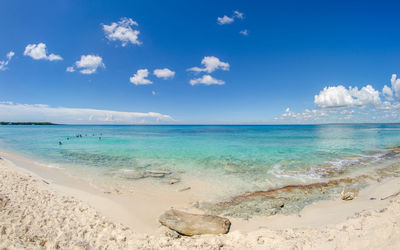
[[33, 161, 64, 170], [269, 152, 384, 181], [268, 164, 322, 181]]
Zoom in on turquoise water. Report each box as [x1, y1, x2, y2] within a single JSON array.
[[1, 124, 400, 194]]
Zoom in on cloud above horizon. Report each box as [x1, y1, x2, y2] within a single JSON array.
[[0, 102, 173, 124], [103, 17, 141, 46], [130, 69, 152, 85], [276, 74, 400, 123], [190, 75, 225, 86], [67, 55, 105, 74], [24, 43, 62, 61], [188, 56, 229, 85], [314, 85, 381, 108], [217, 10, 244, 25], [390, 74, 400, 100], [153, 68, 175, 79], [188, 56, 229, 73], [0, 51, 15, 71], [217, 15, 234, 25]]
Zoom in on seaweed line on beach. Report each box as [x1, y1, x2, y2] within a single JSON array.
[[198, 146, 400, 219]]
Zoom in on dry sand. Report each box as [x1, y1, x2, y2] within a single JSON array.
[[1, 151, 400, 249]]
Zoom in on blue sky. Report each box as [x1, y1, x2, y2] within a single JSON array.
[[1, 0, 400, 124]]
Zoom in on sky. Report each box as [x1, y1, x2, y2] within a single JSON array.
[[1, 0, 400, 124]]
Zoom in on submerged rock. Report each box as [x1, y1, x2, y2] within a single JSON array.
[[341, 190, 359, 201], [145, 170, 171, 178], [168, 178, 181, 185], [123, 171, 145, 180], [115, 169, 174, 180], [159, 209, 231, 236], [200, 175, 370, 218]]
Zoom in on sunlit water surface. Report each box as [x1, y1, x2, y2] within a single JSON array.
[[1, 124, 400, 198]]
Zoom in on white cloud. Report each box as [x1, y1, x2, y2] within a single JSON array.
[[152, 91, 156, 95], [391, 74, 400, 100], [239, 29, 248, 36], [234, 11, 244, 19], [217, 10, 244, 25], [103, 17, 141, 46], [190, 75, 225, 86], [23, 43, 62, 61], [188, 56, 230, 73], [69, 55, 105, 74], [276, 75, 400, 123], [0, 51, 14, 71], [383, 85, 393, 100], [275, 103, 400, 124], [6, 51, 14, 60], [153, 68, 175, 79], [130, 69, 152, 85], [314, 85, 380, 108], [66, 66, 75, 72], [0, 102, 173, 124], [217, 15, 234, 25], [276, 107, 346, 123]]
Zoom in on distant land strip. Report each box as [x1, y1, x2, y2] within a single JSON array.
[[0, 122, 59, 125]]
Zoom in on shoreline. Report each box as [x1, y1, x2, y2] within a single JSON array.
[[1, 148, 400, 248], [0, 149, 206, 234]]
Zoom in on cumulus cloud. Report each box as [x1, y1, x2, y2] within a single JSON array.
[[103, 17, 141, 46], [217, 15, 234, 25], [68, 55, 105, 74], [23, 43, 62, 61], [276, 75, 400, 123], [383, 85, 393, 100], [130, 69, 152, 85], [314, 85, 380, 108], [188, 56, 229, 85], [0, 102, 173, 124], [239, 29, 249, 36], [390, 74, 400, 100], [190, 75, 225, 86], [0, 51, 15, 71], [188, 56, 230, 73], [217, 10, 244, 25], [153, 68, 175, 79]]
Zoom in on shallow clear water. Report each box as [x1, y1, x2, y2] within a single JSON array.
[[1, 124, 400, 195]]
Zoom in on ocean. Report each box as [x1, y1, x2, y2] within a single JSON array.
[[1, 124, 400, 201]]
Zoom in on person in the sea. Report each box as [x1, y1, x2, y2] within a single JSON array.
[[58, 141, 62, 145]]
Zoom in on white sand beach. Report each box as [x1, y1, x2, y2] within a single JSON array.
[[1, 150, 400, 249]]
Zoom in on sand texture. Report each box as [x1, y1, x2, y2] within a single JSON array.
[[1, 156, 400, 249]]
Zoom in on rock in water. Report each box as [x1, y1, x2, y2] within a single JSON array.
[[145, 170, 171, 178], [159, 209, 231, 236], [341, 190, 359, 201]]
